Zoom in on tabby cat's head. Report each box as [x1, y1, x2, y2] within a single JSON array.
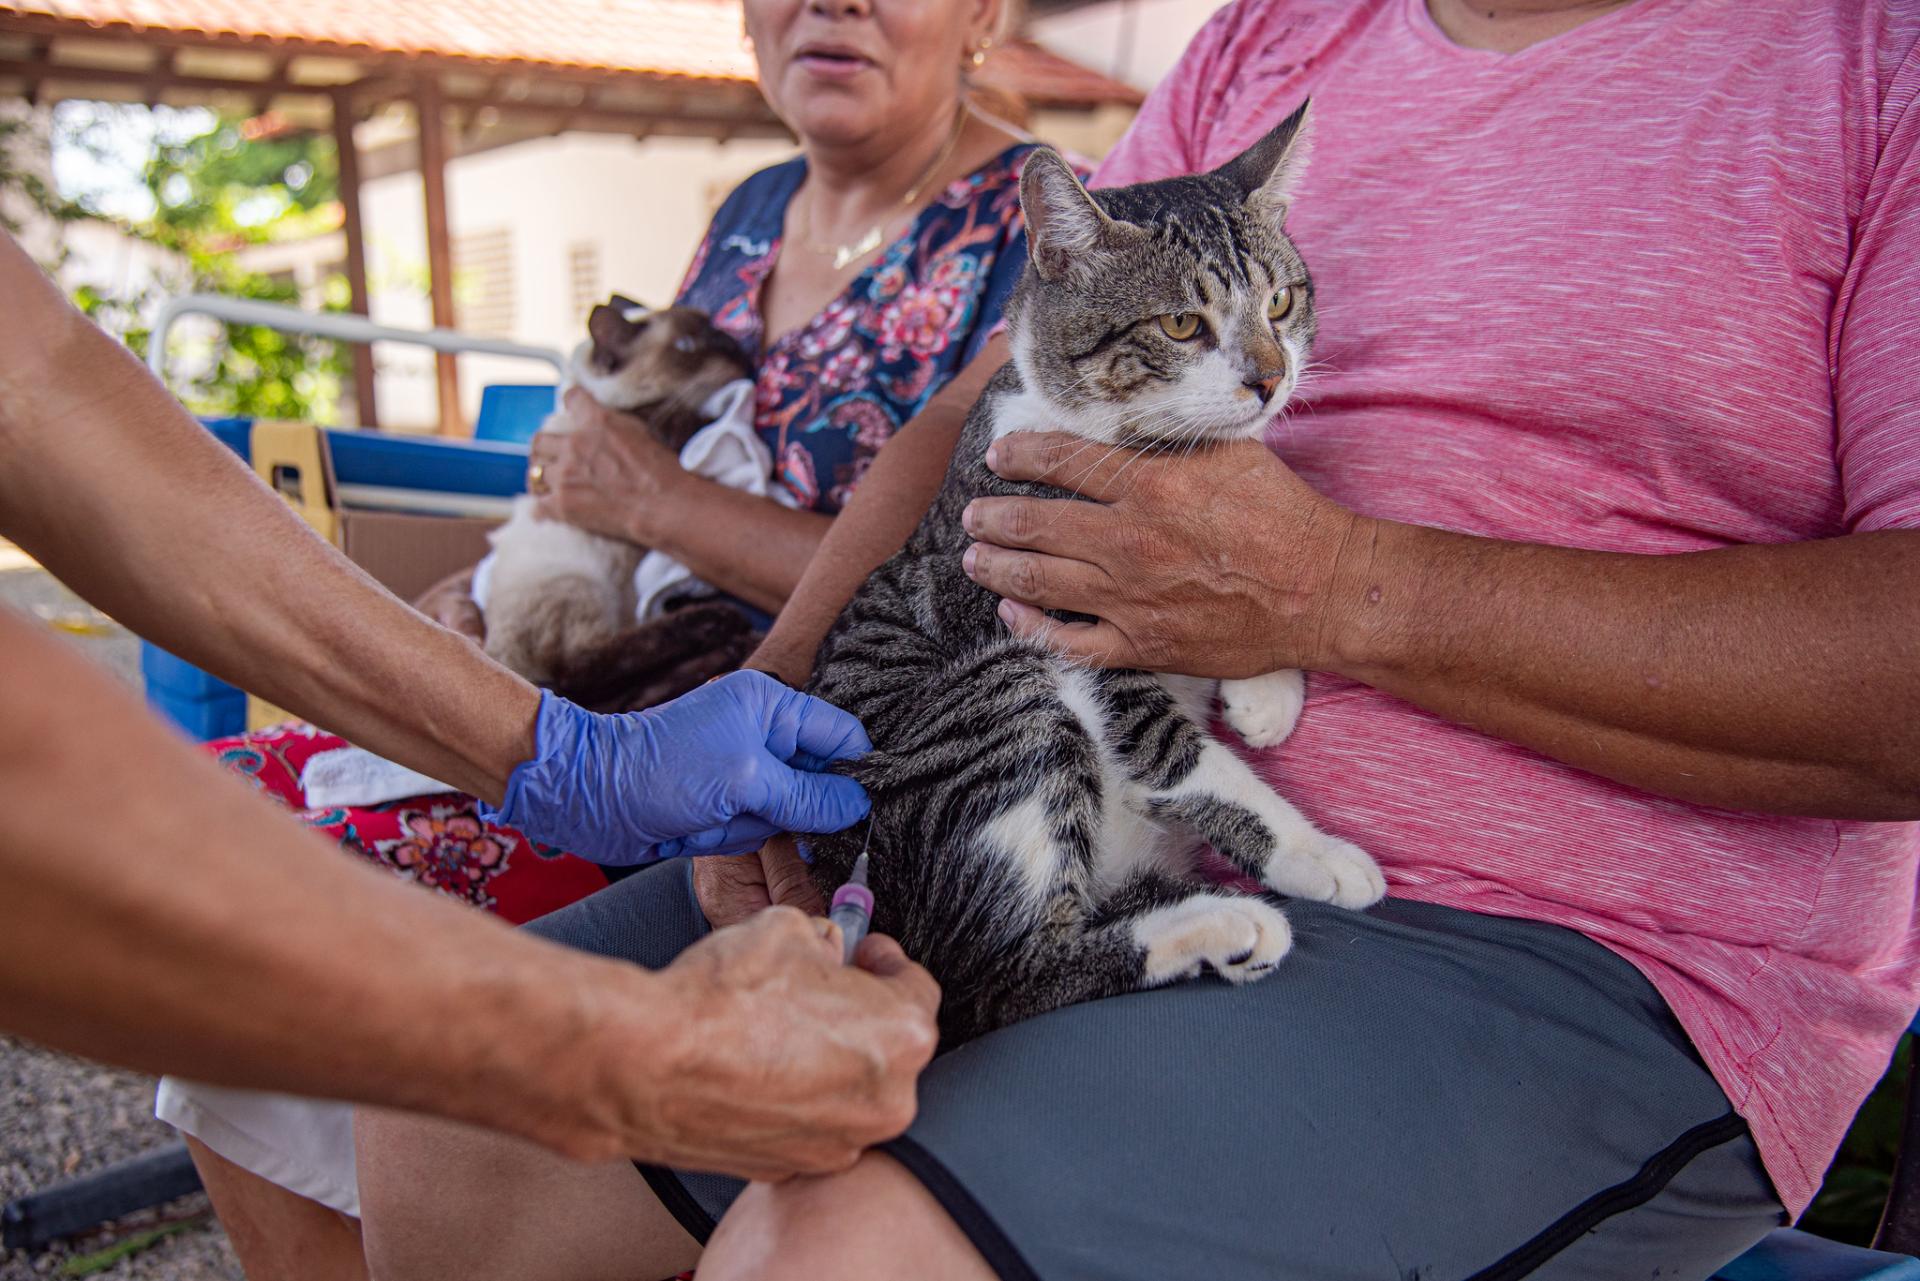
[[1007, 102, 1316, 446]]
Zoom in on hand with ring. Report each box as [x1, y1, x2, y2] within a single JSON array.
[[524, 391, 682, 547]]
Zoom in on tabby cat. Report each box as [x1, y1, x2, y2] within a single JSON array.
[[807, 103, 1385, 1044]]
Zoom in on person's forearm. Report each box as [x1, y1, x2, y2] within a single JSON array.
[[0, 234, 535, 802], [1325, 520, 1920, 818], [640, 480, 831, 615], [0, 606, 662, 1158], [747, 338, 1006, 682]]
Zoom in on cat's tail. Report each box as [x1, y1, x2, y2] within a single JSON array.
[[545, 599, 758, 714]]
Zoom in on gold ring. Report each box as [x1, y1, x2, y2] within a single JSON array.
[[528, 462, 546, 494]]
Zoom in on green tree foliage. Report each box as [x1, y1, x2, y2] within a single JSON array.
[[0, 112, 88, 243], [132, 114, 348, 422], [3, 105, 348, 422]]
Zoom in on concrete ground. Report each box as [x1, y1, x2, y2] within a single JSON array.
[[1, 541, 242, 1280]]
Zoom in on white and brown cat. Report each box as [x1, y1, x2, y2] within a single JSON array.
[[481, 297, 753, 698]]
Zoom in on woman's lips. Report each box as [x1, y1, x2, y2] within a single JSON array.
[[794, 48, 876, 81]]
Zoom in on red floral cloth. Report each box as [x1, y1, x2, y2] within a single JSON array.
[[207, 724, 610, 925]]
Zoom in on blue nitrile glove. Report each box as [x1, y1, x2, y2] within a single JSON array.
[[479, 672, 872, 866]]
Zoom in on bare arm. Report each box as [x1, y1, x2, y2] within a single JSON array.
[[749, 335, 1008, 680], [528, 391, 830, 615], [0, 604, 936, 1173], [0, 232, 535, 803], [635, 476, 833, 615], [1330, 519, 1920, 819], [964, 434, 1920, 820]]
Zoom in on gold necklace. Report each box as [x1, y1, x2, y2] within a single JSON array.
[[799, 107, 970, 270]]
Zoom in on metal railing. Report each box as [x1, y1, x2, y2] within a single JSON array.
[[145, 294, 566, 409]]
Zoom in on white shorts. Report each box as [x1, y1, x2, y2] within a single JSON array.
[[155, 1078, 361, 1217]]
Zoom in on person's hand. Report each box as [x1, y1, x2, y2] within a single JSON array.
[[959, 431, 1368, 679], [694, 834, 826, 928], [480, 671, 871, 865], [410, 567, 485, 644], [529, 389, 682, 546], [610, 906, 938, 1180]]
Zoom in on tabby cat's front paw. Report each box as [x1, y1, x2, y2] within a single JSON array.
[[1264, 833, 1386, 910], [1134, 893, 1293, 986], [1221, 670, 1306, 749]]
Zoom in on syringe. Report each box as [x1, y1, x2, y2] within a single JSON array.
[[829, 851, 874, 965]]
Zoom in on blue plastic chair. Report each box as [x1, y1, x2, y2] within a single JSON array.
[[472, 383, 556, 444], [1712, 1017, 1920, 1280], [1716, 1229, 1920, 1281]]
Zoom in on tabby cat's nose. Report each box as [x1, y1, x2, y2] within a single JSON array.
[[1245, 371, 1286, 403]]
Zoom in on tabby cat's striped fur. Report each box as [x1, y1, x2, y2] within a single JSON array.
[[808, 104, 1384, 1044]]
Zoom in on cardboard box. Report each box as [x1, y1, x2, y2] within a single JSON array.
[[250, 420, 518, 588], [340, 511, 501, 606]]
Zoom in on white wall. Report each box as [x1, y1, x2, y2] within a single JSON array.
[[350, 109, 1143, 431], [358, 131, 796, 430], [1030, 0, 1230, 92]]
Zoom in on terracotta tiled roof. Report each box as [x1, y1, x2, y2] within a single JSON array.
[[988, 39, 1142, 110], [0, 0, 1142, 107]]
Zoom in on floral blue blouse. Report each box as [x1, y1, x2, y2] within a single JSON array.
[[675, 143, 1049, 515]]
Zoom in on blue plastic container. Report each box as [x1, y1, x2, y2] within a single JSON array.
[[141, 641, 235, 702], [147, 681, 247, 741], [139, 418, 253, 740]]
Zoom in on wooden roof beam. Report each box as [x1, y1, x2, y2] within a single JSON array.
[[145, 48, 179, 106], [0, 56, 314, 101], [255, 54, 294, 115], [23, 38, 47, 105]]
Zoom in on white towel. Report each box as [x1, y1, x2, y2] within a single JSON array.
[[471, 378, 793, 624], [632, 378, 798, 620], [299, 746, 455, 809]]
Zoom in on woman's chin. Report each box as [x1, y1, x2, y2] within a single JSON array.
[[777, 82, 904, 149], [788, 107, 894, 153]]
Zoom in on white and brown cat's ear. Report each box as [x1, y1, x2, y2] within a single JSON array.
[[588, 299, 648, 356], [1019, 148, 1140, 282], [1218, 99, 1314, 235]]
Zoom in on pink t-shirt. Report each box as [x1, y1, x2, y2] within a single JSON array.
[[1095, 0, 1920, 1217]]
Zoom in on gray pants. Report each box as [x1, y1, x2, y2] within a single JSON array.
[[530, 860, 1785, 1281]]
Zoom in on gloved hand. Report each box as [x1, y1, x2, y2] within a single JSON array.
[[480, 671, 871, 866]]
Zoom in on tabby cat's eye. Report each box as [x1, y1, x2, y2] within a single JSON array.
[[1268, 286, 1294, 322], [1158, 312, 1202, 341]]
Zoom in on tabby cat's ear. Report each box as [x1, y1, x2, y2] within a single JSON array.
[[1020, 148, 1140, 282], [1216, 99, 1314, 235]]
